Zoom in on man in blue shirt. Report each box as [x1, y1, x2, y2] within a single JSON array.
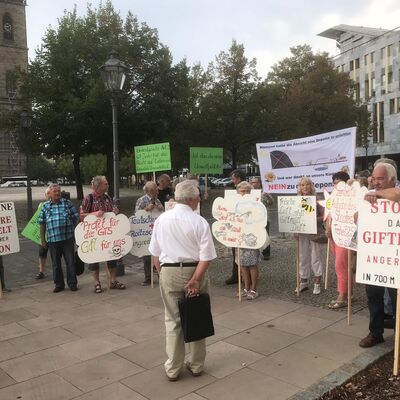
[[39, 184, 80, 292]]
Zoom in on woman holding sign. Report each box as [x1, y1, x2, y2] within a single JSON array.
[[236, 181, 261, 300], [295, 177, 324, 295]]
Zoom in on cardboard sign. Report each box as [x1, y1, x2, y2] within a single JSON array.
[[21, 204, 43, 245], [74, 213, 133, 263], [356, 199, 400, 288], [331, 181, 368, 250], [129, 209, 162, 257], [278, 196, 317, 234], [212, 192, 268, 249], [134, 142, 171, 173], [0, 202, 19, 255], [190, 147, 223, 174]]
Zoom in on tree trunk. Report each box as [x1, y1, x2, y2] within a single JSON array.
[[106, 151, 114, 198], [73, 154, 84, 200], [231, 147, 238, 170]]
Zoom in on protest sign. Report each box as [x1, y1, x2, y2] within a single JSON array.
[[134, 142, 171, 173], [21, 204, 43, 245], [189, 147, 223, 174], [356, 199, 400, 289], [0, 202, 19, 255], [330, 181, 368, 250], [212, 192, 268, 249], [129, 209, 162, 257], [75, 213, 133, 263], [256, 127, 356, 194], [277, 196, 317, 234]]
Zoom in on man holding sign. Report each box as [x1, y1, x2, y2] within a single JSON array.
[[359, 163, 398, 348]]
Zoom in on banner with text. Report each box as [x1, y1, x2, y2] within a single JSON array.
[[256, 127, 356, 194], [75, 213, 133, 263], [0, 202, 20, 255], [356, 199, 400, 289], [134, 142, 171, 173], [21, 204, 43, 245], [190, 147, 223, 174], [277, 196, 317, 234]]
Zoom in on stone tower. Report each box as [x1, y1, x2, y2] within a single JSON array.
[[0, 0, 28, 177]]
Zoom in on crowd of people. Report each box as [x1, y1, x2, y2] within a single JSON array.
[[32, 159, 399, 381]]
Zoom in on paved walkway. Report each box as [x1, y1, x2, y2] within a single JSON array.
[[0, 243, 394, 400]]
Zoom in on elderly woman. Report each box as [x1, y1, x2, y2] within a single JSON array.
[[235, 181, 261, 300], [295, 177, 324, 295], [80, 176, 125, 293]]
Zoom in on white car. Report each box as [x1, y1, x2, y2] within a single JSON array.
[[0, 181, 27, 187]]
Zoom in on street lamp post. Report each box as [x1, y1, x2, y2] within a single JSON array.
[[99, 50, 128, 206], [100, 50, 128, 276], [20, 111, 33, 219]]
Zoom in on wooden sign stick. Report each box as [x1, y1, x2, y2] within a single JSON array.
[[347, 250, 352, 325], [151, 255, 154, 288], [153, 171, 156, 182], [324, 239, 330, 290], [238, 249, 242, 302], [296, 237, 300, 296], [393, 288, 400, 375]]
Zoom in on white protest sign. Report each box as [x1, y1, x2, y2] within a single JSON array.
[[331, 181, 368, 250], [0, 202, 19, 255], [356, 199, 400, 288], [129, 209, 162, 257], [278, 196, 317, 234], [74, 212, 133, 263], [212, 192, 268, 249], [256, 127, 356, 194]]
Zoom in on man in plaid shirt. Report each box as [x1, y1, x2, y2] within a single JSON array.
[[39, 184, 79, 293]]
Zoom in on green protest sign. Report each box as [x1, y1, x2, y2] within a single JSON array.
[[190, 147, 223, 174], [21, 204, 43, 245], [134, 142, 171, 173]]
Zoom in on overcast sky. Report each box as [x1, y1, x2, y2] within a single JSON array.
[[26, 0, 400, 77]]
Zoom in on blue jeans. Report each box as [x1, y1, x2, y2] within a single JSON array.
[[48, 238, 76, 288], [366, 284, 397, 338]]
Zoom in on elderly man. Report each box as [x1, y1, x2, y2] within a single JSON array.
[[149, 180, 216, 381], [157, 174, 174, 205], [225, 169, 246, 284], [80, 175, 125, 293], [39, 184, 79, 292], [359, 162, 398, 347], [135, 181, 164, 285]]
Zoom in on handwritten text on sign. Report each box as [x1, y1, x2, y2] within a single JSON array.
[[190, 147, 223, 174], [277, 196, 317, 234], [74, 213, 133, 263], [212, 192, 268, 249], [129, 209, 162, 257], [134, 142, 171, 173], [331, 181, 368, 250], [0, 202, 19, 255], [356, 199, 400, 289]]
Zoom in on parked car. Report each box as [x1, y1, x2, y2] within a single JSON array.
[[0, 181, 26, 187], [198, 177, 215, 190], [215, 177, 233, 187]]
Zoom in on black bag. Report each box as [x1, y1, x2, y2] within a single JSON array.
[[178, 293, 214, 343], [74, 251, 85, 276]]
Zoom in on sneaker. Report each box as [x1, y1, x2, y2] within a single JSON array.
[[247, 290, 259, 300], [313, 284, 321, 295], [35, 272, 45, 280], [53, 286, 64, 293], [141, 279, 151, 286], [236, 289, 248, 298], [294, 282, 308, 294]]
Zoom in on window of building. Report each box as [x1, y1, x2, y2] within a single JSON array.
[[381, 73, 386, 95], [388, 44, 393, 57], [371, 52, 374, 63], [5, 71, 17, 99], [2, 13, 13, 41], [397, 98, 400, 113], [364, 78, 370, 101], [341, 64, 345, 72], [364, 54, 368, 65], [380, 47, 385, 59], [355, 58, 360, 69], [350, 60, 354, 71], [354, 82, 360, 101], [372, 103, 378, 143], [378, 102, 385, 142], [390, 98, 395, 114], [371, 75, 376, 97]]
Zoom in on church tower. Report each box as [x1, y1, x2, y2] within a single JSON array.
[[0, 0, 28, 177]]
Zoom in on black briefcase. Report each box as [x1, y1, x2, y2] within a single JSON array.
[[178, 293, 215, 343], [74, 251, 85, 276]]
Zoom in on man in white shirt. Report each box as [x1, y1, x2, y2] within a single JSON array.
[[149, 180, 217, 381]]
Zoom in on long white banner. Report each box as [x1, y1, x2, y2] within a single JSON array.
[[256, 127, 356, 194]]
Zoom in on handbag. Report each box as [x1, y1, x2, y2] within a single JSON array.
[[310, 221, 328, 244], [178, 293, 215, 343], [74, 251, 85, 276]]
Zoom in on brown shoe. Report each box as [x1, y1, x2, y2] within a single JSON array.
[[186, 363, 202, 377], [359, 334, 384, 348]]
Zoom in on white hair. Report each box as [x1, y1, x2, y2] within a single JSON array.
[[175, 180, 199, 202], [143, 181, 157, 193], [91, 175, 106, 189], [373, 162, 397, 183]]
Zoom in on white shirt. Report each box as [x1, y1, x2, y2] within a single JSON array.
[[149, 203, 217, 263]]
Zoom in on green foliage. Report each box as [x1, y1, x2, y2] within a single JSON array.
[[80, 154, 107, 183]]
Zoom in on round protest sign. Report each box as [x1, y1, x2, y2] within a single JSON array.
[[74, 212, 133, 263]]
